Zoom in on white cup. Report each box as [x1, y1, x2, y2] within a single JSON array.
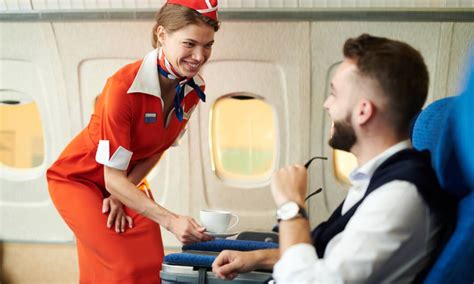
[[199, 210, 239, 233]]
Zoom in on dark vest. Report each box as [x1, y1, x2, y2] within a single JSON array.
[[311, 149, 456, 259]]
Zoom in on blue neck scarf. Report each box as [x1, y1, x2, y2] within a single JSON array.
[[157, 48, 206, 121], [157, 66, 206, 122]]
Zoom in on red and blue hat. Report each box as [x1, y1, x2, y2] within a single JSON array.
[[167, 0, 218, 21]]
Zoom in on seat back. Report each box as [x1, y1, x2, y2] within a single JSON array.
[[412, 97, 469, 198], [411, 59, 474, 283], [456, 52, 474, 188]]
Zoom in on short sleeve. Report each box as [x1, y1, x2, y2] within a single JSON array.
[[95, 77, 133, 170]]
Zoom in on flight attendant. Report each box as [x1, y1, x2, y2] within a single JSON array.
[[46, 0, 219, 282]]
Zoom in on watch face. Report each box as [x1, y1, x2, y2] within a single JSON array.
[[278, 202, 300, 220]]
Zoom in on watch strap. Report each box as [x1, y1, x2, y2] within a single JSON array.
[[277, 203, 308, 222]]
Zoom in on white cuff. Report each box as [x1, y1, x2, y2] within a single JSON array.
[[95, 140, 133, 170]]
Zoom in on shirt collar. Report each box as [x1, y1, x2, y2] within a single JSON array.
[[127, 49, 161, 98], [348, 140, 412, 184], [127, 49, 205, 99]]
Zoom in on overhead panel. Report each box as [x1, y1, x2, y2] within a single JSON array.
[[2, 0, 472, 11]]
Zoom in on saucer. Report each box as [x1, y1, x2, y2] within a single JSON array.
[[205, 232, 239, 239]]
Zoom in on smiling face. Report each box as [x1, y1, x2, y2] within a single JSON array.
[[157, 23, 215, 78], [323, 60, 360, 152]]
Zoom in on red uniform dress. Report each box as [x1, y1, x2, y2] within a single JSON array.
[[47, 49, 203, 283]]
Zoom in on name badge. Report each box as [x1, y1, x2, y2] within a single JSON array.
[[144, 112, 157, 123]]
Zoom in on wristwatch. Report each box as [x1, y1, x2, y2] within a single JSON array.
[[276, 201, 308, 222]]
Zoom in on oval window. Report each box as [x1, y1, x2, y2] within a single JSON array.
[[0, 90, 44, 168], [333, 150, 358, 184], [210, 94, 277, 185]]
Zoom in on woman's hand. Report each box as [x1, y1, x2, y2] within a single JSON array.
[[168, 215, 214, 244], [102, 195, 133, 233]]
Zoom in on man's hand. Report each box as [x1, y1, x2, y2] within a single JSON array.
[[212, 250, 260, 280], [102, 195, 133, 233], [168, 215, 214, 244], [271, 165, 308, 207]]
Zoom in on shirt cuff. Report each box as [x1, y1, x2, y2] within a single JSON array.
[[273, 243, 318, 281]]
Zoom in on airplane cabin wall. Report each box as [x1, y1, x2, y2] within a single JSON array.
[[0, 15, 473, 256], [1, 16, 472, 284], [0, 22, 74, 242], [189, 22, 310, 241]]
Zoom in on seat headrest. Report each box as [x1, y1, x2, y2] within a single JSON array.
[[412, 97, 470, 198], [456, 52, 474, 189]]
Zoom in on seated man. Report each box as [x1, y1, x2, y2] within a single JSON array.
[[212, 34, 455, 283]]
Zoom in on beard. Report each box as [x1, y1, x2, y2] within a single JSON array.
[[328, 115, 357, 152]]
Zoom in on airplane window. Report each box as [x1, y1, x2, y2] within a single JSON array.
[[0, 91, 44, 168], [333, 149, 358, 184], [210, 94, 276, 185]]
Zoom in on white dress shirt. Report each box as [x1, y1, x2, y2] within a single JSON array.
[[273, 140, 442, 283]]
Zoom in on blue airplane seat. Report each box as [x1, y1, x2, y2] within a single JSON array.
[[412, 97, 469, 197], [456, 51, 474, 188], [161, 239, 276, 283], [411, 93, 474, 283]]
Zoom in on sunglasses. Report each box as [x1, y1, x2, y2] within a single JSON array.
[[272, 156, 327, 233], [304, 156, 327, 201]]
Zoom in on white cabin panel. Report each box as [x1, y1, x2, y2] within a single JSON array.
[[0, 23, 73, 241], [186, 22, 311, 234], [447, 23, 474, 97], [78, 58, 135, 123]]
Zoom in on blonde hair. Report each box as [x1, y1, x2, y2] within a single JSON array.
[[151, 4, 220, 48]]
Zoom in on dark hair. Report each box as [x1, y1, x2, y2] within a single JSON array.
[[343, 34, 429, 135], [151, 4, 220, 48]]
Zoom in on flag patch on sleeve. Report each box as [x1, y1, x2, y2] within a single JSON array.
[[144, 112, 157, 123]]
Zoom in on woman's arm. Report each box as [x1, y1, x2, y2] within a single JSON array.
[[126, 152, 162, 186], [104, 166, 175, 228], [102, 153, 162, 233], [104, 163, 213, 243]]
